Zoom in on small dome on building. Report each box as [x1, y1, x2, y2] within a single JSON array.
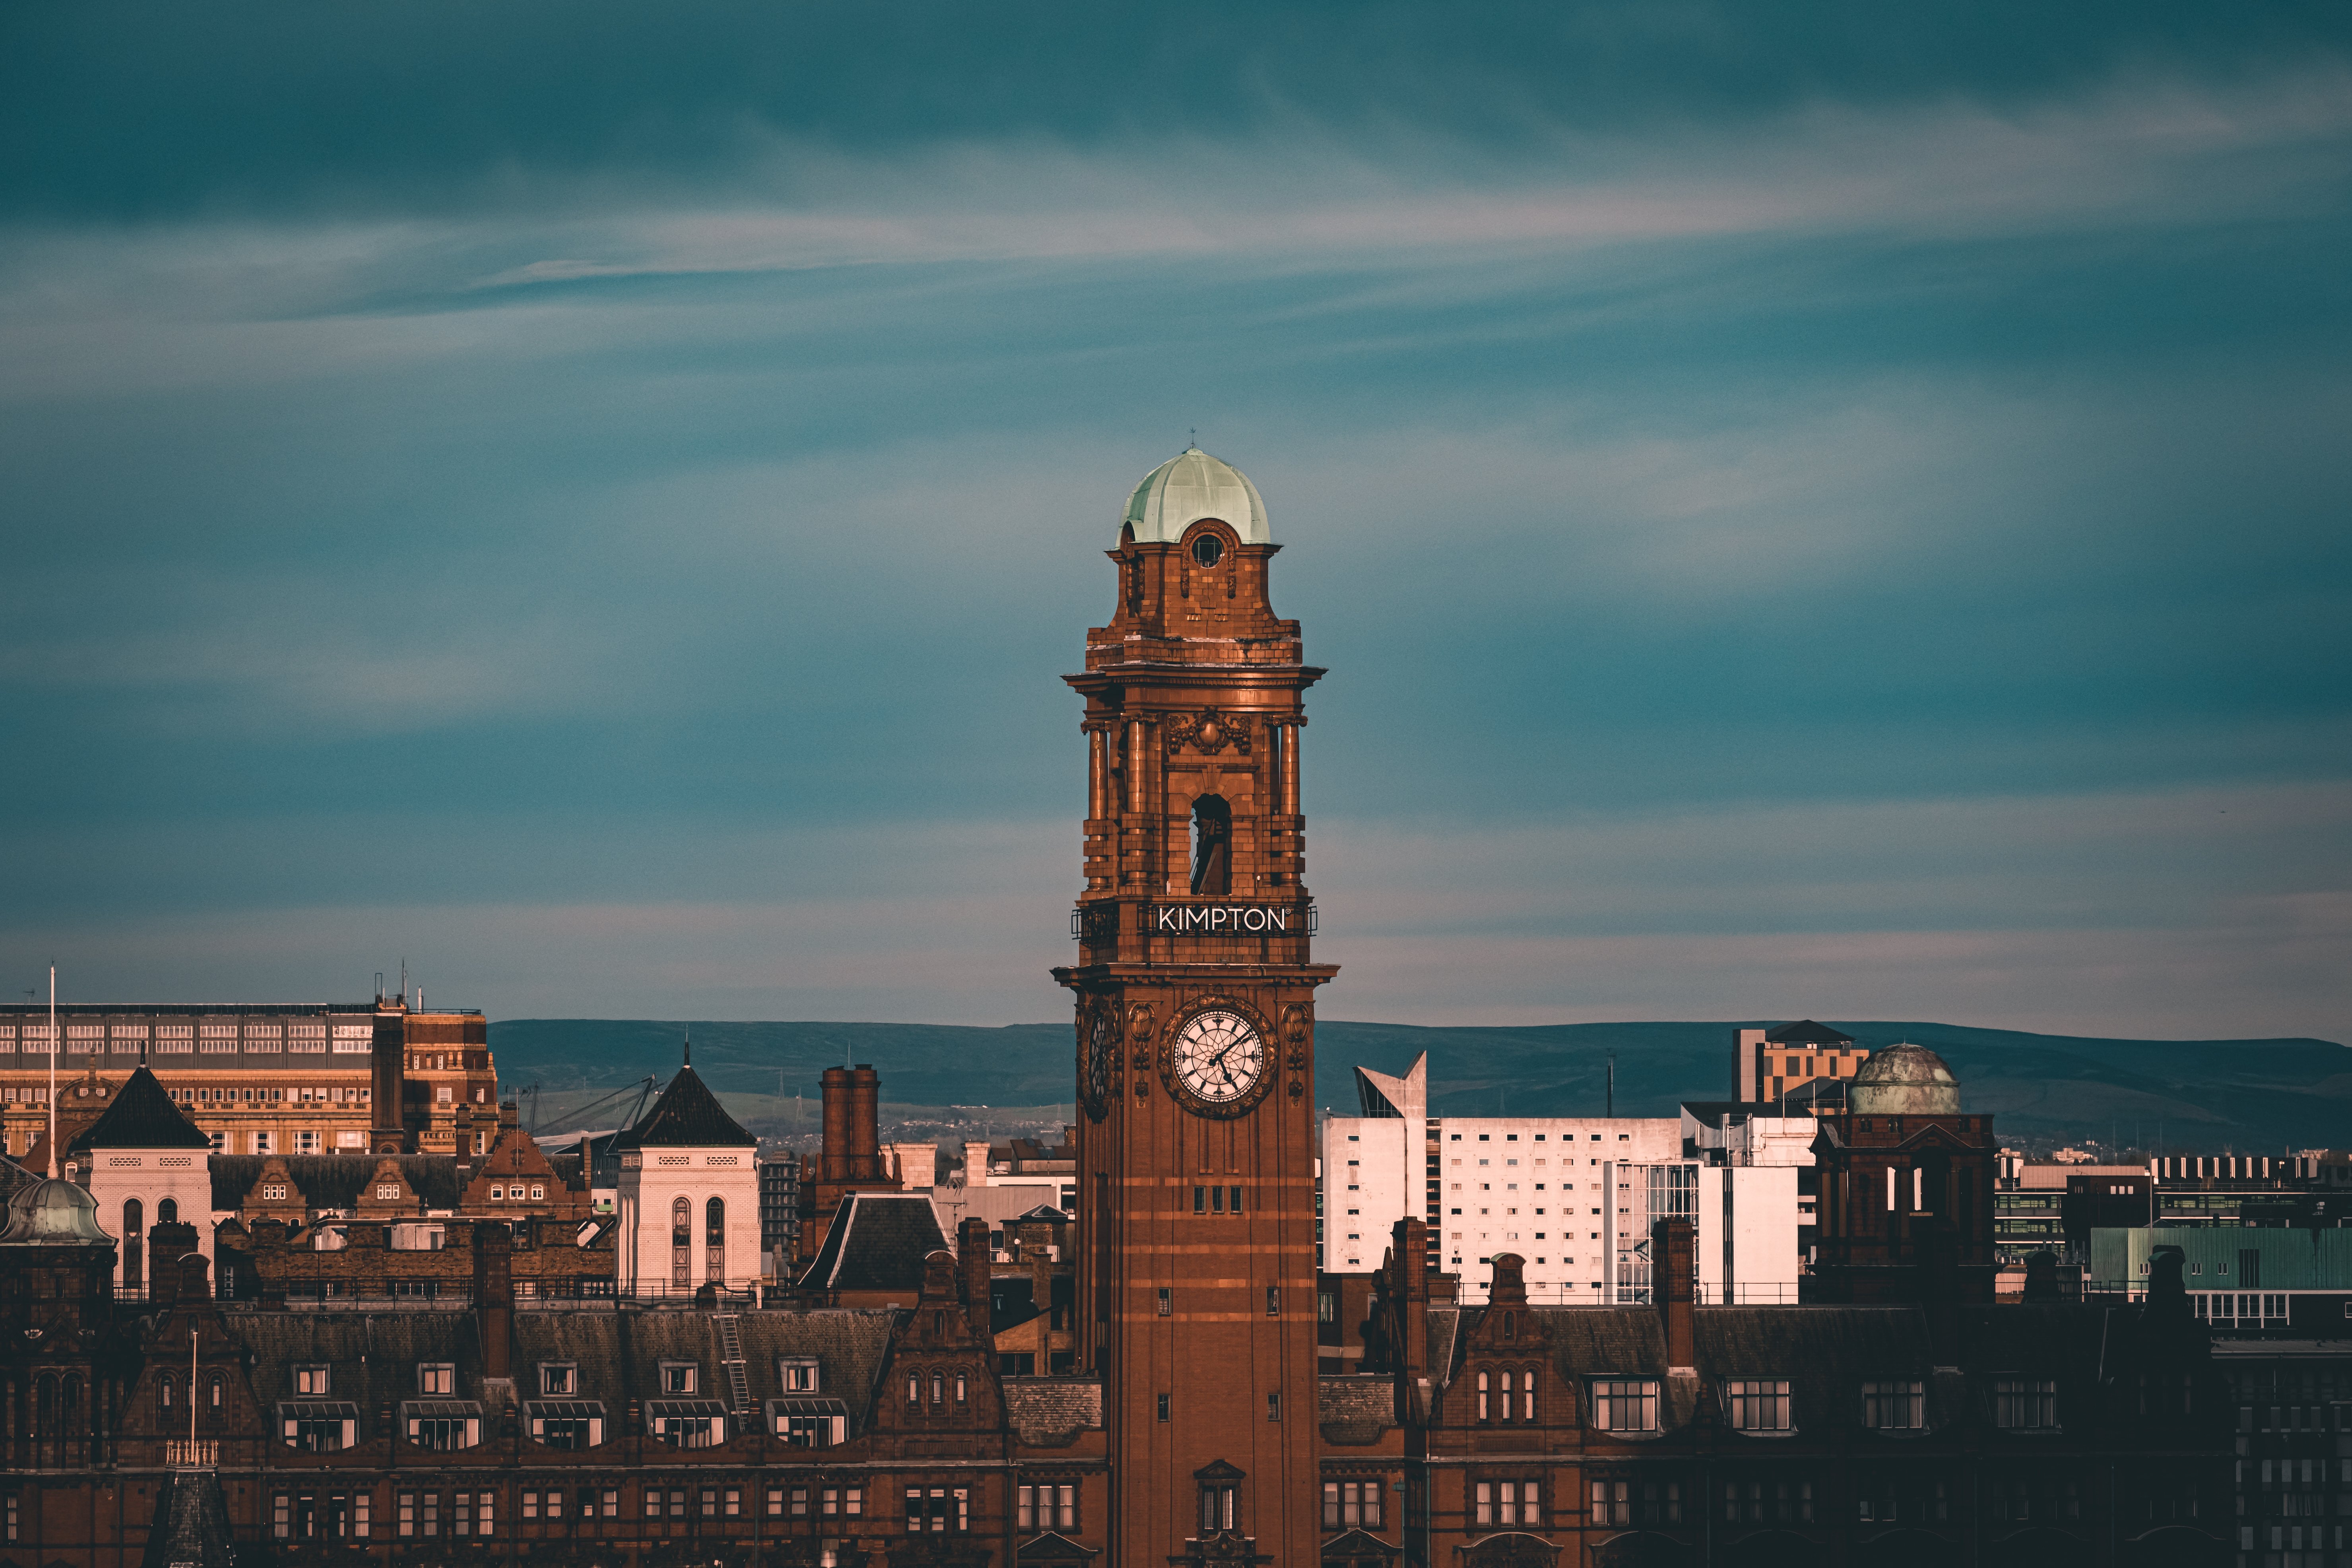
[[1849, 1043, 1961, 1116], [1122, 447, 1270, 546], [0, 1176, 115, 1248]]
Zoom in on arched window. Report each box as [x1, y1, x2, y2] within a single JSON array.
[[210, 1375, 223, 1410], [159, 1374, 173, 1412], [1524, 1370, 1539, 1423], [670, 1196, 691, 1289], [1190, 794, 1231, 896], [1477, 1369, 1490, 1422], [1500, 1370, 1514, 1421], [158, 1197, 178, 1225], [123, 1197, 144, 1291], [706, 1197, 726, 1282]]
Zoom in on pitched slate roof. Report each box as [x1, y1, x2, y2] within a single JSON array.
[[1002, 1376, 1102, 1446], [613, 1061, 756, 1151], [140, 1467, 239, 1568], [798, 1192, 947, 1293], [209, 1154, 462, 1212], [1318, 1375, 1396, 1445], [70, 1064, 212, 1153]]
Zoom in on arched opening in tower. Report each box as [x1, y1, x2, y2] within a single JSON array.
[[1191, 795, 1232, 896]]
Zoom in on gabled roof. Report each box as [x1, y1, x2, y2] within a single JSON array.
[[797, 1192, 946, 1292], [1765, 1019, 1855, 1046], [70, 1064, 212, 1153], [210, 1154, 462, 1212], [613, 1061, 755, 1150]]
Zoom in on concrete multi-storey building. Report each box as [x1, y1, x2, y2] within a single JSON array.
[[0, 996, 497, 1163], [1322, 1054, 1797, 1306]]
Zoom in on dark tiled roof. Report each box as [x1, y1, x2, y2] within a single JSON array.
[[209, 1154, 462, 1211], [1766, 1019, 1855, 1046], [614, 1063, 756, 1150], [70, 1065, 211, 1153], [798, 1193, 947, 1293], [1002, 1376, 1102, 1446], [140, 1467, 238, 1568], [226, 1304, 904, 1438], [1318, 1375, 1395, 1445]]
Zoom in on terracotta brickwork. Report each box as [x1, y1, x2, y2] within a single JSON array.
[[1054, 472, 1337, 1568]]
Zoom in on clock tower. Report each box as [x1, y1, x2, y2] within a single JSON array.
[[1053, 447, 1336, 1568]]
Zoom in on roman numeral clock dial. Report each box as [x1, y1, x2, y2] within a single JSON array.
[[1168, 1009, 1267, 1112]]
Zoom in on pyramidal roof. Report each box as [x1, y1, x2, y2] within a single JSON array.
[[70, 1064, 211, 1153], [614, 1047, 756, 1150]]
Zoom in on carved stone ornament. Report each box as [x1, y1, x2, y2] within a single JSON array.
[[1128, 1002, 1156, 1043], [1164, 708, 1253, 757], [1280, 1002, 1310, 1071]]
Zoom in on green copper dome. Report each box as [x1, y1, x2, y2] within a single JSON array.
[[1122, 446, 1270, 546], [0, 1176, 115, 1248]]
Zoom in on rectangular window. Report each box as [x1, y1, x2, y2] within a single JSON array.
[[1157, 1287, 1172, 1316], [1863, 1380, 1925, 1430], [601, 1489, 619, 1518], [274, 1493, 291, 1539], [725, 1488, 741, 1518], [1158, 1393, 1171, 1422], [1591, 1481, 1630, 1527], [1323, 1481, 1385, 1528], [422, 1494, 439, 1537], [417, 1363, 455, 1395], [645, 1491, 662, 1520], [1994, 1378, 2059, 1430], [1019, 1486, 1035, 1531], [524, 1492, 539, 1521], [1725, 1379, 1793, 1432], [539, 1363, 576, 1395], [1591, 1379, 1659, 1432], [353, 1494, 371, 1537], [398, 1493, 415, 1537], [702, 1489, 718, 1519], [1056, 1485, 1077, 1529], [1230, 1185, 1244, 1214]]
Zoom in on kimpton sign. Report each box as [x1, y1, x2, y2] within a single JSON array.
[[1150, 903, 1315, 935]]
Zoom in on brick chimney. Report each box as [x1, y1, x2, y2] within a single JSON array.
[[474, 1220, 513, 1382], [958, 1217, 992, 1315], [848, 1065, 883, 1181], [821, 1068, 853, 1184], [1654, 1217, 1696, 1372], [1488, 1251, 1529, 1309], [962, 1141, 992, 1188], [1389, 1218, 1430, 1422]]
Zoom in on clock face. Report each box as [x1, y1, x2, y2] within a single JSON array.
[[1170, 1010, 1267, 1108], [1085, 1005, 1118, 1114]]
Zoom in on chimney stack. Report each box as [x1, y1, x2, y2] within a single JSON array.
[[474, 1220, 513, 1381], [963, 1141, 992, 1188], [1655, 1217, 1696, 1372], [959, 1217, 992, 1316], [1390, 1218, 1430, 1422], [848, 1065, 882, 1181], [820, 1068, 853, 1184]]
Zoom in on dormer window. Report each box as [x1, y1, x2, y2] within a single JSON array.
[[1725, 1379, 1792, 1432], [261, 1184, 288, 1201], [375, 1184, 400, 1201], [294, 1366, 330, 1396], [779, 1359, 820, 1393], [418, 1364, 455, 1395], [539, 1364, 576, 1397], [661, 1362, 699, 1395]]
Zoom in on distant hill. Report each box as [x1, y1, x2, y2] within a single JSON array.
[[485, 1017, 2350, 1157]]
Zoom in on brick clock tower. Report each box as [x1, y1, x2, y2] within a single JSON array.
[[1054, 447, 1335, 1568]]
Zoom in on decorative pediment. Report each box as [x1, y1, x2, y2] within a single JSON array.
[[1017, 1532, 1102, 1562], [1321, 1528, 1402, 1562], [1170, 1534, 1271, 1568], [1193, 1458, 1247, 1482], [1460, 1532, 1563, 1568]]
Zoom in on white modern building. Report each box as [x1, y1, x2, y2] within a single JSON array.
[[1322, 1054, 1801, 1305]]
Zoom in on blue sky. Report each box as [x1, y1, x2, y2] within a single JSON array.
[[2, 2, 2347, 1038]]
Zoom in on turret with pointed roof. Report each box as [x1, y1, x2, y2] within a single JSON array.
[[68, 1064, 212, 1156], [613, 1039, 757, 1151]]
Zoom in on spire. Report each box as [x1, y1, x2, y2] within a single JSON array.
[[683, 1031, 691, 1067]]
